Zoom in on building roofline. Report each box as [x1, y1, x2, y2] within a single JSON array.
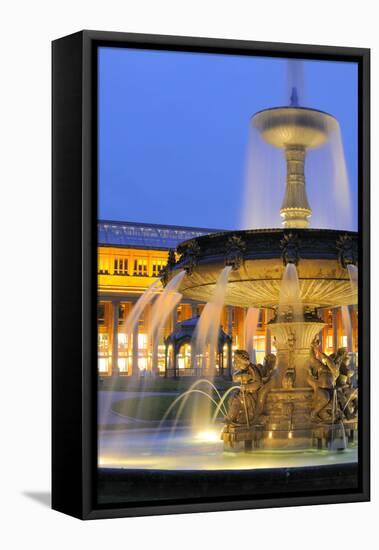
[[98, 219, 225, 233]]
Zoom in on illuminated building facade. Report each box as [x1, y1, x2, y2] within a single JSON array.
[[98, 220, 358, 377]]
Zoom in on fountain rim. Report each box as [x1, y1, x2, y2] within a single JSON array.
[[176, 227, 358, 253], [250, 105, 338, 124]]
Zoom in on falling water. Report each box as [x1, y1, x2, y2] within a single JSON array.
[[286, 59, 305, 106], [211, 386, 240, 423], [149, 270, 186, 372], [193, 266, 232, 373], [278, 263, 303, 321], [241, 57, 356, 232], [99, 278, 162, 427], [242, 125, 285, 229], [341, 305, 352, 352], [153, 379, 227, 453], [124, 278, 162, 375], [330, 389, 347, 451], [124, 279, 161, 336], [244, 307, 260, 362], [191, 265, 232, 429], [347, 264, 358, 297]]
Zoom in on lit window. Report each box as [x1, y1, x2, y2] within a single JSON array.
[[134, 258, 148, 276], [152, 259, 165, 277], [117, 358, 127, 372], [118, 303, 127, 324], [113, 257, 128, 275], [177, 343, 191, 370], [138, 357, 148, 371], [326, 335, 333, 350], [98, 256, 109, 274], [98, 357, 109, 373], [98, 333, 110, 375], [118, 333, 128, 351], [327, 310, 333, 328], [177, 305, 182, 322], [253, 335, 266, 364], [97, 303, 105, 325], [138, 333, 148, 350], [98, 333, 109, 353]]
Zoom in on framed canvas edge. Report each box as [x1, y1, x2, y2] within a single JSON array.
[[52, 29, 370, 520]]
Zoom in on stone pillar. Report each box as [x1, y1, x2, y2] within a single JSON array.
[[227, 307, 233, 378], [227, 306, 233, 337], [191, 303, 198, 318], [111, 300, 119, 376], [347, 305, 353, 352], [318, 309, 324, 350], [351, 305, 358, 352], [332, 308, 338, 353], [281, 146, 312, 229], [265, 309, 274, 355], [132, 305, 139, 377], [172, 306, 178, 332]]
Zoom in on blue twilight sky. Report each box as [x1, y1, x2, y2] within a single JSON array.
[[98, 47, 358, 230]]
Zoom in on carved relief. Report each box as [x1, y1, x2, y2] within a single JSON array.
[[159, 248, 177, 287], [336, 234, 358, 269], [179, 240, 201, 275], [225, 235, 246, 271], [280, 232, 301, 265]]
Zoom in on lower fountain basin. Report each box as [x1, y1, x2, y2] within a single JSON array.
[[98, 426, 357, 470], [170, 228, 357, 308]]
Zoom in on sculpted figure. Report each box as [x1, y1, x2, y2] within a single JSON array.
[[333, 348, 358, 420], [225, 350, 276, 426], [283, 331, 296, 389], [307, 337, 341, 423]]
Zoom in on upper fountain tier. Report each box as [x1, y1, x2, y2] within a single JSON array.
[[164, 228, 357, 310], [252, 106, 338, 229], [252, 106, 337, 149]]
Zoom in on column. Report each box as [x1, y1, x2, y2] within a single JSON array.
[[347, 305, 353, 352], [132, 322, 139, 378], [332, 308, 338, 353], [241, 308, 247, 349], [265, 309, 273, 355], [172, 306, 178, 332], [191, 302, 198, 318], [351, 305, 358, 352], [227, 306, 233, 337], [318, 309, 324, 350], [189, 303, 198, 375], [227, 307, 233, 377], [111, 300, 119, 376]]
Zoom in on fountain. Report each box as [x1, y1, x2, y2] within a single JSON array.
[[162, 90, 358, 453]]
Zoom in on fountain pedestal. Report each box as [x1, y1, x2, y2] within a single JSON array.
[[221, 317, 358, 451]]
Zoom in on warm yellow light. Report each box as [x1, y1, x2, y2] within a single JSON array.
[[288, 431, 293, 439], [195, 430, 220, 443], [268, 431, 273, 439]]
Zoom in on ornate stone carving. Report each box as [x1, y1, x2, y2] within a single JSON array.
[[280, 232, 300, 265], [159, 248, 176, 287], [224, 350, 276, 426], [179, 241, 201, 275], [307, 337, 357, 423], [336, 233, 358, 269], [282, 330, 296, 389], [224, 235, 246, 270]]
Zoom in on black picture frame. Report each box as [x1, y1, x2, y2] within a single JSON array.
[[52, 30, 370, 520]]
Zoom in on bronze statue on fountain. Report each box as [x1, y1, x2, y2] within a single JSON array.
[[222, 350, 277, 451], [308, 337, 358, 424]]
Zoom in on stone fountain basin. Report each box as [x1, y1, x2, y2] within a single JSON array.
[[251, 106, 337, 149], [171, 229, 357, 309]]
